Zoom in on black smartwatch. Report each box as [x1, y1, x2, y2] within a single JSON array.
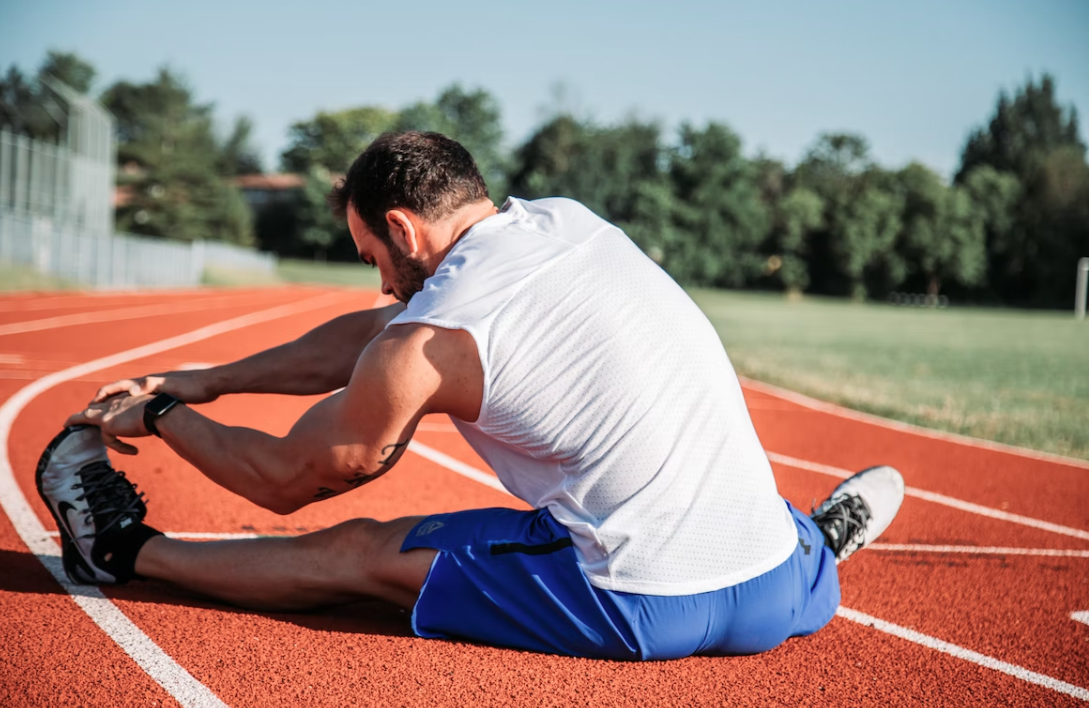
[[143, 393, 182, 438]]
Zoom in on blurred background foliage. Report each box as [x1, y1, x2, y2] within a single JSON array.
[[2, 51, 1087, 309]]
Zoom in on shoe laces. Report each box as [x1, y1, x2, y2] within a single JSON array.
[[811, 493, 872, 561], [71, 460, 146, 538]]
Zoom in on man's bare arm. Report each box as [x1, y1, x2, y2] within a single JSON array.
[[135, 323, 481, 514], [92, 303, 405, 404]]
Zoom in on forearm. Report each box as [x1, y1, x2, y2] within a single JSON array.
[[156, 404, 302, 514], [205, 304, 404, 397]]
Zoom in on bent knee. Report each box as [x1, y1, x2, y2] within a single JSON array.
[[307, 517, 431, 603], [313, 518, 390, 559]]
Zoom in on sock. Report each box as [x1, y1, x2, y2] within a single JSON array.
[[93, 523, 164, 584]]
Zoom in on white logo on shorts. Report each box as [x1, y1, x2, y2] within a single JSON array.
[[415, 520, 445, 537]]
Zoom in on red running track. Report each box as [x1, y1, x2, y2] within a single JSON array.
[[1, 287, 1086, 707]]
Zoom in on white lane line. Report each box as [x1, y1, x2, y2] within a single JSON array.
[[742, 377, 1089, 471], [415, 422, 460, 433], [766, 451, 1089, 542], [407, 441, 508, 494], [0, 290, 352, 708], [1073, 612, 1089, 627], [0, 289, 207, 314], [176, 363, 217, 371], [836, 606, 1089, 701], [869, 544, 1089, 558], [0, 292, 281, 337]]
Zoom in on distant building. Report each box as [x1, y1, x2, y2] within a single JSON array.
[[234, 173, 305, 209]]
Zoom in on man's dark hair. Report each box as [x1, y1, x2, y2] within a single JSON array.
[[328, 131, 489, 245]]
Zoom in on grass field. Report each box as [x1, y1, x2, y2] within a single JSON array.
[[691, 289, 1089, 460], [202, 259, 382, 288], [0, 262, 79, 291], [276, 258, 382, 288]]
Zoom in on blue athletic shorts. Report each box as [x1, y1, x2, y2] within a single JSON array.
[[400, 500, 840, 660]]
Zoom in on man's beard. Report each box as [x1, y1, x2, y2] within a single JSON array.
[[387, 244, 431, 304]]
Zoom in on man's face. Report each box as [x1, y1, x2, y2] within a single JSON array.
[[347, 208, 430, 304]]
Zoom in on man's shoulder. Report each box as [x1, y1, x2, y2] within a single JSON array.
[[505, 197, 614, 240]]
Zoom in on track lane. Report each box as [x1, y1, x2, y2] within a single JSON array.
[[0, 289, 290, 331], [0, 508, 179, 708], [4, 287, 1088, 705]]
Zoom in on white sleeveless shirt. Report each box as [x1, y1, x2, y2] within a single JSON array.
[[388, 197, 797, 595]]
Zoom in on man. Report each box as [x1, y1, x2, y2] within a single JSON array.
[[39, 131, 904, 660]]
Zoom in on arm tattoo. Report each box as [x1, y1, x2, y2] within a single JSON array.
[[378, 440, 408, 466], [313, 439, 410, 500]]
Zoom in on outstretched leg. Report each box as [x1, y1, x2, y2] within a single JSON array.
[[37, 425, 437, 610], [135, 517, 437, 611]]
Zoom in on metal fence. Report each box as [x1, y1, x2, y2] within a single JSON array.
[[0, 89, 115, 237], [0, 210, 276, 289], [1, 80, 277, 290]]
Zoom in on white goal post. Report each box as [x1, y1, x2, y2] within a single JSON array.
[[1077, 257, 1089, 320]]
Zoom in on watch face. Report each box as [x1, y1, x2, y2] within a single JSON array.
[[147, 393, 179, 416]]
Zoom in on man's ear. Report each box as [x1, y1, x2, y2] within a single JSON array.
[[385, 210, 419, 255]]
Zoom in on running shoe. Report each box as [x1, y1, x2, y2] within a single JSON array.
[[811, 465, 905, 563], [35, 425, 149, 584]]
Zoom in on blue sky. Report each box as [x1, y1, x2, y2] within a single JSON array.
[[2, 0, 1086, 179]]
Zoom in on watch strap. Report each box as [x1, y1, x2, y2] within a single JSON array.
[[143, 393, 181, 438]]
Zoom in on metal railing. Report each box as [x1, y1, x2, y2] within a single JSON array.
[[0, 210, 276, 289], [2, 83, 276, 290]]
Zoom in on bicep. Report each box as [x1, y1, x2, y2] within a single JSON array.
[[277, 325, 450, 504]]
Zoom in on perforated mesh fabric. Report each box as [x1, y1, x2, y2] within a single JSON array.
[[389, 197, 797, 595]]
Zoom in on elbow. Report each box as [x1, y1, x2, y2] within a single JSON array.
[[263, 497, 304, 516], [251, 482, 308, 516], [248, 455, 312, 515]]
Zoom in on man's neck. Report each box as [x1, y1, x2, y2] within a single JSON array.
[[424, 199, 501, 270]]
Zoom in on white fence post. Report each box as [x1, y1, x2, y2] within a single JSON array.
[[1077, 257, 1089, 321]]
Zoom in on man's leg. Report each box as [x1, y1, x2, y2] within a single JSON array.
[[134, 517, 437, 611]]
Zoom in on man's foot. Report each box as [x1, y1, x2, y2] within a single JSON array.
[[35, 425, 161, 584], [811, 465, 905, 563]]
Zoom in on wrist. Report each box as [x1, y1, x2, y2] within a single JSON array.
[[144, 393, 183, 438], [201, 365, 234, 397]]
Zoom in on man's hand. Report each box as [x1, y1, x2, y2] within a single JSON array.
[[92, 370, 219, 406], [67, 393, 157, 455]]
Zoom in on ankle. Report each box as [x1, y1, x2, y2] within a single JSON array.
[[95, 523, 164, 583]]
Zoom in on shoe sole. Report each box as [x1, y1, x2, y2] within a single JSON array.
[[35, 425, 99, 584]]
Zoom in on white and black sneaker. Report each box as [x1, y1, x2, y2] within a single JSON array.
[[811, 465, 905, 563], [35, 425, 161, 584]]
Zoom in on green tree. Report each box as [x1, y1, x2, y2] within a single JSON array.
[[508, 115, 665, 226], [102, 68, 253, 245], [895, 163, 986, 297], [794, 133, 903, 299], [769, 187, 824, 294], [280, 106, 399, 174], [0, 50, 97, 142], [665, 122, 769, 288], [397, 85, 506, 197], [218, 116, 263, 176], [39, 50, 96, 94], [0, 66, 42, 136], [1014, 147, 1089, 305], [956, 75, 1089, 306], [298, 165, 350, 259], [957, 75, 1084, 181]]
